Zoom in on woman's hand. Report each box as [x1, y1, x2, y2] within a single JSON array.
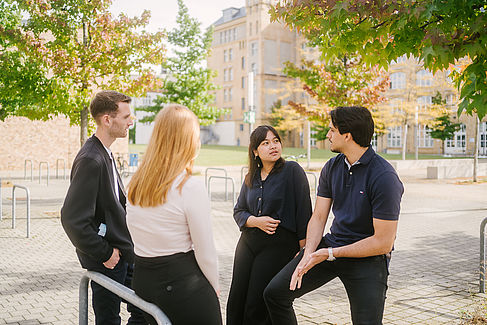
[[246, 216, 280, 235]]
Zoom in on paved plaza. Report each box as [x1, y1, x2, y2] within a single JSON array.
[[1, 163, 486, 324]]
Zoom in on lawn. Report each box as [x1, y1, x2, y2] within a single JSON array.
[[129, 144, 457, 167]]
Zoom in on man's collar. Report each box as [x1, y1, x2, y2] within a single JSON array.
[[358, 146, 375, 165]]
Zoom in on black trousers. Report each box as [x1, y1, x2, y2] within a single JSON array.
[[77, 254, 146, 325], [227, 227, 300, 325], [264, 242, 389, 325], [133, 251, 222, 325]]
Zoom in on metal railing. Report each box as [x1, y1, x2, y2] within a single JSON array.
[[79, 271, 171, 325], [39, 161, 50, 186], [56, 158, 66, 180], [480, 217, 487, 293], [306, 171, 318, 200], [24, 159, 33, 182], [207, 176, 236, 206], [12, 185, 31, 238], [240, 166, 249, 186], [205, 168, 229, 200]]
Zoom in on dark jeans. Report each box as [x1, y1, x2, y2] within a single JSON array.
[[133, 251, 222, 325], [227, 227, 300, 325], [264, 245, 389, 325], [78, 254, 147, 325]]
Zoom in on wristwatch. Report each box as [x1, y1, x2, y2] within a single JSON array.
[[327, 247, 336, 261]]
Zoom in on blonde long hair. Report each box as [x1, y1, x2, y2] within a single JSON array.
[[128, 104, 200, 207]]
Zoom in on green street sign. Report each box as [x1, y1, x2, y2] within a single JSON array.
[[243, 111, 255, 124]]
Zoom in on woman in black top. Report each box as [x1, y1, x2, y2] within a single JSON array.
[[227, 125, 312, 325]]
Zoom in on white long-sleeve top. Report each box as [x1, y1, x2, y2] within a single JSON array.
[[126, 172, 219, 292]]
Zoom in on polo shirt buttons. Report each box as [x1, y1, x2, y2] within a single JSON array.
[[258, 197, 261, 201], [260, 185, 263, 188], [259, 210, 262, 214], [349, 171, 353, 175]]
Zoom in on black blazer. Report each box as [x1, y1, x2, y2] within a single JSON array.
[[61, 135, 134, 268]]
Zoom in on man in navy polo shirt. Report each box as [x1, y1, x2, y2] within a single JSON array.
[[264, 106, 404, 324]]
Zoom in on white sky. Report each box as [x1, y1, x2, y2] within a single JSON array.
[[109, 0, 245, 32]]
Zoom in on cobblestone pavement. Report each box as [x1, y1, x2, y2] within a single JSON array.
[[1, 164, 486, 324]]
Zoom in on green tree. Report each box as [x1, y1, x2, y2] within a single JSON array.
[[429, 92, 461, 154], [139, 0, 224, 125], [1, 0, 165, 146], [271, 0, 487, 120]]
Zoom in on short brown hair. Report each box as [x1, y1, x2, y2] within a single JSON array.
[[90, 90, 131, 122]]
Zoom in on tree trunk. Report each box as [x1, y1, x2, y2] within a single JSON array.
[[473, 116, 479, 182], [80, 106, 89, 147], [402, 124, 408, 160]]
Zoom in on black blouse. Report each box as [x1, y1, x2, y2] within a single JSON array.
[[233, 161, 312, 240]]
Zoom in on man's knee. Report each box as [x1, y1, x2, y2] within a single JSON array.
[[263, 277, 291, 305]]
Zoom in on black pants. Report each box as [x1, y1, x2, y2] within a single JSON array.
[[78, 254, 147, 325], [133, 251, 222, 325], [227, 227, 300, 325], [264, 243, 389, 325]]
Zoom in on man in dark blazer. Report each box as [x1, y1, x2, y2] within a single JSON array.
[[61, 90, 145, 325]]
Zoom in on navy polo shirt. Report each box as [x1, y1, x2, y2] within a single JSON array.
[[317, 147, 404, 248]]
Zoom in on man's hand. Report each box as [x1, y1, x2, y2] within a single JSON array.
[[103, 248, 120, 269], [247, 216, 280, 235], [290, 248, 329, 290]]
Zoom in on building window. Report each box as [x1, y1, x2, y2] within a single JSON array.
[[241, 97, 245, 110], [251, 63, 257, 74], [229, 68, 233, 81], [229, 48, 233, 61], [256, 21, 259, 33], [229, 88, 233, 101], [220, 32, 223, 44], [224, 89, 228, 102], [223, 50, 227, 62], [417, 96, 432, 111], [241, 56, 245, 69], [241, 76, 245, 88], [480, 122, 487, 155], [418, 125, 434, 148], [446, 124, 466, 149], [251, 42, 258, 56], [416, 69, 433, 87], [240, 124, 244, 131], [387, 126, 402, 147], [232, 28, 236, 41], [249, 23, 252, 36], [390, 72, 406, 89], [223, 69, 228, 82]]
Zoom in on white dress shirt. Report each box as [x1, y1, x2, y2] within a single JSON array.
[[126, 172, 219, 292]]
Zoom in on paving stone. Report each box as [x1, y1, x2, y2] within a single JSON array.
[[2, 167, 487, 324]]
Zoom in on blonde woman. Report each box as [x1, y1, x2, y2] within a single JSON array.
[[126, 104, 221, 325]]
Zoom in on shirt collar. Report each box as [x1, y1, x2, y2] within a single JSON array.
[[344, 146, 374, 169], [358, 146, 375, 165]]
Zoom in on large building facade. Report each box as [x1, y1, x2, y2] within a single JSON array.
[[207, 1, 487, 156]]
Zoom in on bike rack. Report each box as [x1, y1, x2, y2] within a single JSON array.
[[207, 176, 235, 206], [240, 166, 249, 186], [205, 168, 229, 200], [12, 185, 31, 238], [306, 171, 318, 199], [56, 158, 66, 180], [79, 271, 171, 325], [24, 159, 33, 182], [38, 161, 50, 186], [480, 217, 487, 293]]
